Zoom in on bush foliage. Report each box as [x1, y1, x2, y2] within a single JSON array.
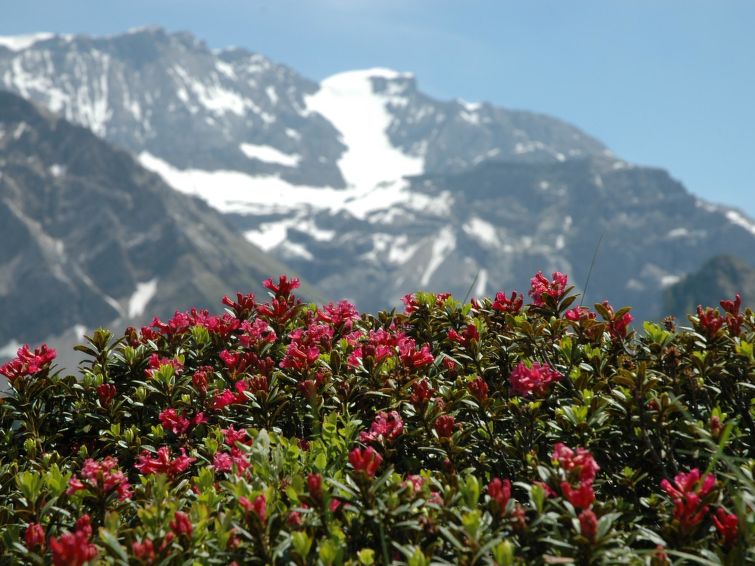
[[0, 273, 753, 565]]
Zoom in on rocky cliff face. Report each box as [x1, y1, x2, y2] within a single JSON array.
[[0, 90, 318, 352]]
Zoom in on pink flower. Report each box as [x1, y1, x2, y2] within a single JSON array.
[[66, 457, 132, 501], [318, 300, 360, 330], [159, 408, 191, 436], [349, 446, 383, 478], [49, 515, 97, 566], [0, 344, 56, 382], [222, 292, 256, 317], [600, 301, 633, 339], [434, 415, 456, 438], [712, 508, 738, 547], [509, 362, 561, 397], [488, 478, 511, 513], [239, 319, 277, 348], [529, 271, 568, 307], [492, 290, 524, 314], [191, 366, 212, 392], [135, 447, 195, 478], [579, 509, 598, 543], [565, 306, 596, 322], [223, 425, 251, 447], [170, 511, 193, 538], [280, 342, 320, 372], [24, 523, 46, 550], [397, 337, 434, 369], [359, 411, 404, 444], [660, 468, 716, 532], [552, 443, 600, 483]]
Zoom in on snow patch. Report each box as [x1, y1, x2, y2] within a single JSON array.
[[667, 227, 689, 239], [724, 210, 755, 236], [73, 325, 87, 340], [49, 164, 65, 177], [0, 33, 54, 51], [128, 278, 158, 318], [463, 217, 499, 247], [240, 143, 300, 167], [660, 275, 681, 288], [280, 241, 313, 260], [139, 152, 443, 221], [305, 68, 423, 191], [421, 227, 456, 286]]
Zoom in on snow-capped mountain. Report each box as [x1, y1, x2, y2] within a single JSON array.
[[2, 27, 755, 323]]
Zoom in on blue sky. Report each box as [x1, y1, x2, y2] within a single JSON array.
[[3, 0, 754, 215]]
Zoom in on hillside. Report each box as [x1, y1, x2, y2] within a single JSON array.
[[0, 90, 320, 350]]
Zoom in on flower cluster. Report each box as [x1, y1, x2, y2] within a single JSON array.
[[1, 272, 752, 564], [508, 361, 562, 397]]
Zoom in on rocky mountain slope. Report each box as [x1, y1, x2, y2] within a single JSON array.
[[2, 28, 754, 323], [0, 90, 318, 353], [663, 255, 755, 321]]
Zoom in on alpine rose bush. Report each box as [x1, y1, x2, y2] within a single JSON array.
[[0, 274, 753, 564]]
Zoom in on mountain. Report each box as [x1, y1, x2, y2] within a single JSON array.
[[2, 28, 755, 323], [662, 255, 755, 321], [0, 89, 319, 355]]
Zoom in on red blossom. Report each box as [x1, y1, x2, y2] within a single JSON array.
[[397, 337, 434, 369], [159, 408, 191, 436], [696, 306, 724, 337], [552, 443, 600, 483], [712, 507, 738, 547], [560, 481, 595, 509], [565, 306, 596, 322], [359, 410, 404, 444], [222, 291, 256, 318], [263, 274, 300, 298], [131, 539, 155, 562], [96, 383, 117, 407], [317, 300, 360, 331], [509, 362, 562, 397], [0, 344, 56, 382], [280, 342, 320, 372], [660, 468, 716, 532], [349, 446, 383, 478], [579, 509, 598, 543], [488, 478, 511, 513], [24, 523, 45, 550], [239, 319, 276, 348], [240, 495, 267, 524], [307, 473, 323, 501], [467, 376, 489, 402], [492, 290, 524, 314], [600, 301, 633, 339], [720, 294, 744, 336], [49, 515, 97, 566], [66, 457, 132, 501], [134, 447, 195, 478], [448, 324, 480, 349], [170, 511, 193, 538], [435, 415, 456, 438], [144, 354, 183, 379], [191, 366, 211, 392], [529, 271, 568, 307], [410, 379, 435, 408]]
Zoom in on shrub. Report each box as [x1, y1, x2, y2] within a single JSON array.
[[0, 272, 753, 564]]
